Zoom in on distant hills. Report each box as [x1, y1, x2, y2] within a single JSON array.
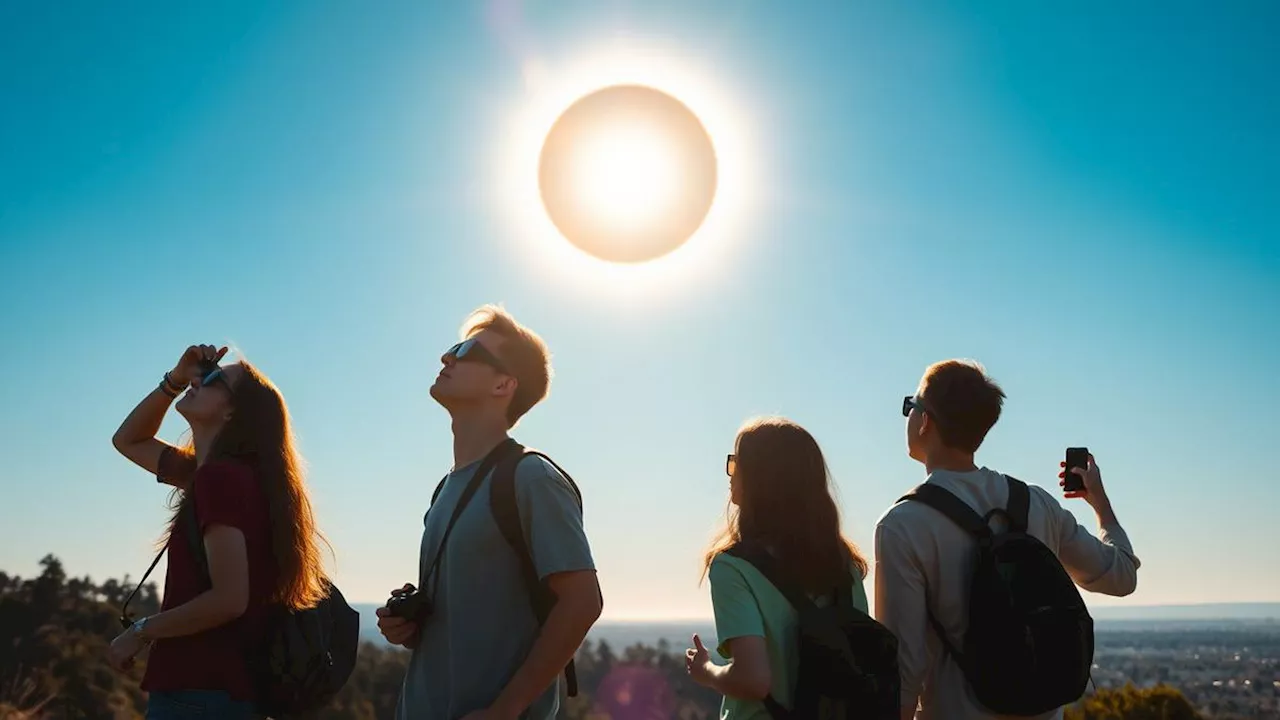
[[352, 601, 1280, 647], [1085, 602, 1280, 620]]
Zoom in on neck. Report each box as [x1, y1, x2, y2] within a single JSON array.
[[191, 423, 222, 466], [450, 408, 510, 470], [924, 448, 979, 475]]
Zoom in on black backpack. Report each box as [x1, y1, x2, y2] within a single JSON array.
[[899, 475, 1094, 716], [121, 495, 361, 718], [427, 440, 594, 699], [721, 543, 901, 720]]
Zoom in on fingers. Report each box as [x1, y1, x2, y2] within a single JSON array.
[[375, 606, 391, 618], [377, 614, 406, 630], [386, 623, 417, 645], [693, 633, 706, 653], [214, 346, 228, 363]]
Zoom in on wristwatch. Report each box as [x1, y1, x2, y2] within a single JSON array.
[[131, 616, 154, 643]]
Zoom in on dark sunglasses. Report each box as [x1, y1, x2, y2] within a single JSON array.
[[726, 454, 737, 477], [446, 338, 509, 374], [902, 395, 921, 417], [198, 360, 231, 390]]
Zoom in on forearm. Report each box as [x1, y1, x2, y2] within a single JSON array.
[[492, 597, 599, 718], [702, 660, 768, 700], [1090, 496, 1118, 528], [141, 589, 243, 640], [113, 383, 178, 447]]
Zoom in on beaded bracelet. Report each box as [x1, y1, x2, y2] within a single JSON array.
[[160, 372, 185, 397]]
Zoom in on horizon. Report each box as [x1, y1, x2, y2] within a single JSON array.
[[2, 1, 1278, 619]]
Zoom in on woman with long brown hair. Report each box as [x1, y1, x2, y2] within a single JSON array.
[[685, 417, 871, 719], [107, 344, 329, 719]]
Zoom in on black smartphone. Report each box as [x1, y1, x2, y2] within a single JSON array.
[[1064, 447, 1089, 492]]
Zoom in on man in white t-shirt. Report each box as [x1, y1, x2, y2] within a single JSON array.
[[874, 359, 1141, 720]]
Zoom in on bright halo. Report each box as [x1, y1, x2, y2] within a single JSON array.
[[574, 123, 676, 228], [494, 40, 754, 296]]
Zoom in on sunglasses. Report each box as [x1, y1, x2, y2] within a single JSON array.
[[446, 338, 509, 374], [902, 395, 922, 417], [198, 360, 231, 391], [726, 454, 737, 477]]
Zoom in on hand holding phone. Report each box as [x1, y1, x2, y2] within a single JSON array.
[[1063, 447, 1088, 493]]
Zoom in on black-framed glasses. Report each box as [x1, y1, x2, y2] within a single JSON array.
[[446, 338, 509, 374], [902, 395, 921, 418], [726, 454, 737, 477]]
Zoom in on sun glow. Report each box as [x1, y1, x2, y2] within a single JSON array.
[[495, 40, 754, 294], [572, 124, 678, 229]]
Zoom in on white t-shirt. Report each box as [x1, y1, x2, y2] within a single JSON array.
[[874, 467, 1141, 720]]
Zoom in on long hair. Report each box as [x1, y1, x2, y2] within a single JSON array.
[[165, 361, 330, 611], [702, 417, 868, 593]]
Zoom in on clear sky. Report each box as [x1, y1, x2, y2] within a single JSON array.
[[2, 1, 1277, 620]]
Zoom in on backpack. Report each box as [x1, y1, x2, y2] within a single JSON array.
[[898, 475, 1094, 716], [721, 543, 901, 720], [427, 441, 594, 699], [183, 494, 360, 717]]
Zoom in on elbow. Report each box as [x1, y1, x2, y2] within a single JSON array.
[[743, 668, 772, 701], [216, 589, 250, 622], [111, 432, 128, 455], [1115, 574, 1138, 597]]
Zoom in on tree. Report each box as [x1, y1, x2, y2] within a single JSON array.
[[1065, 683, 1204, 720]]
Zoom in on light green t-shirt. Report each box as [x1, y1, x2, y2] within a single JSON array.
[[708, 552, 870, 720]]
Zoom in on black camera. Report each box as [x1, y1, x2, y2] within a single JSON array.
[[385, 584, 432, 622]]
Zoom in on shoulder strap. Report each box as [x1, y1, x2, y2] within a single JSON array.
[[722, 544, 822, 614], [1003, 475, 1030, 533], [898, 483, 992, 540], [722, 543, 854, 720], [185, 493, 210, 586], [118, 543, 167, 628], [420, 439, 521, 592], [490, 447, 584, 698], [119, 492, 208, 626], [430, 475, 448, 507]]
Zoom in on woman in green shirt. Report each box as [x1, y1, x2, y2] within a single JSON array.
[[685, 417, 870, 719]]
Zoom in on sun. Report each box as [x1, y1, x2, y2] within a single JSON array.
[[537, 85, 718, 264], [495, 41, 753, 289]]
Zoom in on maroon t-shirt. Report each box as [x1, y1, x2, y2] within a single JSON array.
[[141, 452, 277, 701]]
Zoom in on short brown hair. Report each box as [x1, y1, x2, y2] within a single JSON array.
[[462, 305, 553, 427], [918, 359, 1006, 453]]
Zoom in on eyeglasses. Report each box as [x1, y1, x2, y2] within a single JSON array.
[[904, 395, 945, 426], [198, 360, 231, 391], [446, 338, 510, 374], [726, 454, 737, 477], [902, 395, 921, 417]]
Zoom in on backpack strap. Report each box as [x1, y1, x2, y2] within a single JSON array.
[[419, 439, 522, 594], [490, 447, 588, 698], [898, 483, 992, 541], [721, 543, 856, 720], [896, 484, 985, 672], [429, 475, 448, 507], [1003, 475, 1030, 533]]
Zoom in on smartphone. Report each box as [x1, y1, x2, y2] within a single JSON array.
[[1064, 447, 1089, 493]]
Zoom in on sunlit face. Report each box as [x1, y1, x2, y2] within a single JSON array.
[[538, 85, 717, 264], [727, 442, 743, 506], [904, 393, 931, 463], [429, 330, 516, 411], [176, 363, 243, 428]]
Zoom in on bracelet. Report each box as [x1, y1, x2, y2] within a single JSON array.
[[160, 372, 185, 396]]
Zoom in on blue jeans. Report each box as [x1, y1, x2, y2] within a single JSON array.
[[146, 690, 261, 719]]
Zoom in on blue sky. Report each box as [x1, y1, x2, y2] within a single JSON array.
[[1, 1, 1276, 620]]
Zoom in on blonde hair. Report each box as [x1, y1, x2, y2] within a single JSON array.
[[462, 304, 553, 427]]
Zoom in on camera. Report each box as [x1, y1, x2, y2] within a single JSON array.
[[385, 584, 432, 621]]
